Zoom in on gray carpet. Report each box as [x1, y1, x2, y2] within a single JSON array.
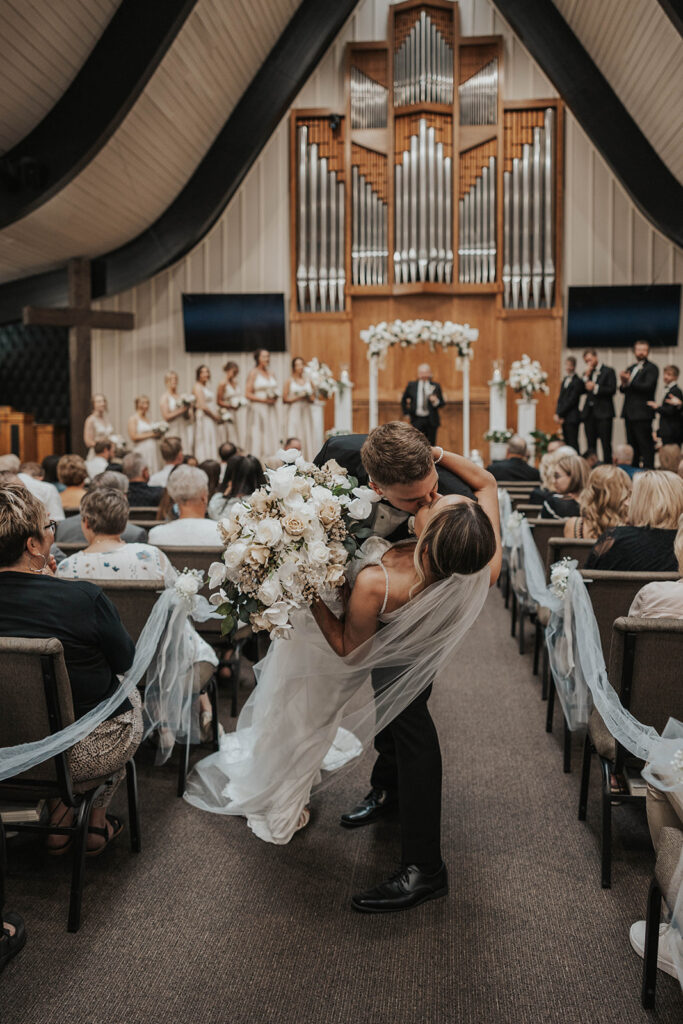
[[2, 589, 682, 1023]]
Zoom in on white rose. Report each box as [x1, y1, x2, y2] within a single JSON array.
[[175, 573, 201, 598], [218, 516, 241, 543], [249, 489, 271, 514], [290, 476, 312, 497], [251, 611, 270, 631], [257, 575, 283, 607], [353, 485, 381, 504], [263, 601, 291, 627], [247, 544, 271, 567], [266, 464, 297, 499], [294, 456, 316, 474], [328, 541, 348, 565], [277, 559, 299, 588], [254, 518, 283, 547], [276, 448, 300, 464], [224, 541, 249, 569], [282, 512, 307, 538], [308, 539, 330, 565], [325, 564, 345, 585], [208, 561, 226, 588], [347, 497, 372, 520], [303, 518, 325, 542]]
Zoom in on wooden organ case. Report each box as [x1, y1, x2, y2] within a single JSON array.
[[289, 0, 564, 449]]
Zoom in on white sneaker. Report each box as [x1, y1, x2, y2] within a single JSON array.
[[629, 920, 678, 979]]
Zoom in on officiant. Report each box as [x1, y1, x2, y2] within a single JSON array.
[[401, 364, 445, 445]]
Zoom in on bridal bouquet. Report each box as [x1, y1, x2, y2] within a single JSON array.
[[150, 421, 170, 436], [208, 452, 380, 639], [304, 358, 337, 399], [507, 354, 549, 399]]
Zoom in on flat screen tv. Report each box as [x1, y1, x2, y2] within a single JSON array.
[[182, 293, 286, 353], [566, 284, 681, 349]]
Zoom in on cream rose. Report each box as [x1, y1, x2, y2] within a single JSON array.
[[257, 575, 283, 607], [282, 513, 306, 538], [318, 499, 341, 527], [307, 539, 330, 565], [325, 563, 345, 585], [224, 540, 249, 569], [254, 518, 283, 546], [328, 541, 348, 565], [247, 544, 271, 567]]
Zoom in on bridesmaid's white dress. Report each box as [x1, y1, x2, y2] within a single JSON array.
[[133, 416, 161, 474], [284, 379, 317, 459], [219, 381, 242, 448], [247, 373, 281, 462], [194, 385, 219, 463], [85, 415, 114, 461], [164, 393, 194, 455]]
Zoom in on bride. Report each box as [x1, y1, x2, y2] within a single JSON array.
[[184, 453, 500, 848]]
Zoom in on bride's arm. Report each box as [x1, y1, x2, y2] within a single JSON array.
[[310, 566, 385, 656]]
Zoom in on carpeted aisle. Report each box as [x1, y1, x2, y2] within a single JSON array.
[[2, 589, 681, 1022]]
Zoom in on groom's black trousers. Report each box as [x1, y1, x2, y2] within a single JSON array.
[[370, 682, 442, 867]]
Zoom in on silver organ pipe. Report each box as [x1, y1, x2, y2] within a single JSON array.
[[350, 66, 388, 129], [393, 13, 453, 108], [502, 108, 555, 308], [458, 154, 497, 284], [296, 125, 346, 313], [458, 59, 498, 126], [351, 155, 388, 288], [395, 117, 453, 285]]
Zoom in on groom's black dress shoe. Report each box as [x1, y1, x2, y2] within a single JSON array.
[[339, 788, 397, 828], [351, 863, 448, 913]]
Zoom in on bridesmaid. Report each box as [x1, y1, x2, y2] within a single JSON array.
[[283, 356, 316, 459], [216, 360, 243, 448], [127, 395, 161, 474], [245, 349, 281, 462], [193, 364, 222, 463], [160, 370, 194, 456], [83, 394, 114, 460]]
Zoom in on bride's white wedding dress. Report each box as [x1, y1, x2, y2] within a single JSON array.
[[184, 538, 490, 844]]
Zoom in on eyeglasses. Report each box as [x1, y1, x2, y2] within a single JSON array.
[[44, 521, 57, 533]]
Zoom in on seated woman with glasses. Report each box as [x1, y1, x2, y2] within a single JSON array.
[[0, 484, 142, 855], [56, 487, 219, 739]]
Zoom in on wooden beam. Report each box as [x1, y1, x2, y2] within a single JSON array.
[[22, 307, 135, 330]]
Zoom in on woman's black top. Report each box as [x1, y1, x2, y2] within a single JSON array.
[[0, 573, 135, 719], [542, 494, 580, 519], [585, 526, 678, 572]]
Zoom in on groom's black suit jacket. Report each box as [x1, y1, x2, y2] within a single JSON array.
[[314, 434, 474, 542]]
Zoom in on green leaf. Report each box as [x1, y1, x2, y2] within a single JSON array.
[[347, 475, 358, 489], [221, 614, 236, 636], [353, 527, 372, 540], [343, 537, 357, 555]]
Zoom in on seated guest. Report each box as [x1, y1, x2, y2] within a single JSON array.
[[0, 484, 142, 854], [564, 464, 631, 539], [586, 470, 683, 571], [41, 454, 65, 492], [183, 455, 199, 467], [56, 488, 219, 739], [86, 439, 115, 479], [486, 435, 540, 482], [218, 441, 238, 467], [199, 459, 221, 497], [658, 443, 681, 473], [541, 452, 588, 519], [122, 452, 165, 508], [208, 455, 266, 520], [628, 513, 683, 618], [0, 455, 19, 472], [612, 443, 640, 479], [55, 472, 147, 544], [582, 448, 599, 470], [16, 460, 64, 522], [284, 436, 302, 453], [57, 454, 89, 510], [148, 465, 221, 545], [18, 461, 44, 480], [149, 436, 183, 488], [530, 445, 576, 505]]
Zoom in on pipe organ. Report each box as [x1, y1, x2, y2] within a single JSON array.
[[290, 2, 562, 317]]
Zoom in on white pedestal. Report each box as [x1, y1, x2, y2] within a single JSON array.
[[516, 398, 538, 459], [334, 372, 354, 434], [311, 400, 326, 454], [488, 372, 508, 462], [461, 357, 471, 457]]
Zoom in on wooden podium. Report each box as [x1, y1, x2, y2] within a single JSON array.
[[0, 407, 66, 463]]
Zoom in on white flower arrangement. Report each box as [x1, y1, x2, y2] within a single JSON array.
[[549, 557, 573, 598], [484, 428, 513, 444], [208, 454, 381, 640], [180, 393, 196, 407], [150, 421, 170, 436], [229, 395, 248, 409], [360, 319, 478, 365], [507, 354, 550, 400], [174, 568, 204, 603], [219, 409, 234, 424], [304, 358, 337, 399]]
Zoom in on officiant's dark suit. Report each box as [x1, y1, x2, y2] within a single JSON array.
[[401, 378, 445, 445], [315, 433, 474, 874]]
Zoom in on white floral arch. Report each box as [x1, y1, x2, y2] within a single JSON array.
[[360, 319, 478, 455]]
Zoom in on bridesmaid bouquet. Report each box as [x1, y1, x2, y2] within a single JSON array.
[[304, 358, 337, 399], [208, 452, 380, 639], [265, 386, 280, 400], [228, 395, 248, 409], [180, 393, 197, 407], [150, 421, 170, 436], [219, 409, 234, 424]]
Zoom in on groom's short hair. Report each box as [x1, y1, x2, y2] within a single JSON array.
[[361, 422, 433, 486]]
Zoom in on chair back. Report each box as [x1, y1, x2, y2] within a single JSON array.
[[514, 502, 543, 514], [128, 506, 159, 521], [528, 518, 567, 572], [58, 541, 86, 554], [129, 519, 157, 531], [96, 579, 164, 643], [580, 570, 680, 663], [0, 637, 75, 796], [159, 546, 224, 579], [496, 480, 537, 492], [546, 537, 595, 575], [608, 616, 683, 739]]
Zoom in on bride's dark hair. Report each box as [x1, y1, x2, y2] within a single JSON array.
[[413, 500, 495, 592]]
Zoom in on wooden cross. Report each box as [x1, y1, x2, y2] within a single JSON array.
[[22, 257, 135, 453]]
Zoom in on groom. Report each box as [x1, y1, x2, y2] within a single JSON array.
[[314, 422, 474, 912]]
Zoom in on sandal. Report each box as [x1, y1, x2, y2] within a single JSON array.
[[295, 807, 311, 833], [0, 912, 26, 973], [86, 814, 124, 857], [46, 803, 74, 856]]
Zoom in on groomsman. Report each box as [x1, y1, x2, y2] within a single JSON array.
[[581, 348, 616, 463], [649, 364, 683, 447], [401, 364, 445, 445], [619, 339, 659, 468], [554, 355, 583, 451]]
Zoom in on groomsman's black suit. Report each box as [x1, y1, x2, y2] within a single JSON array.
[[620, 358, 659, 468], [655, 383, 683, 446], [580, 363, 616, 462], [314, 433, 473, 868], [555, 372, 583, 452], [401, 379, 445, 445]]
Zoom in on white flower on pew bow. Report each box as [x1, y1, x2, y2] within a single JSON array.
[[360, 319, 478, 366], [549, 557, 572, 598], [208, 459, 378, 641], [174, 568, 205, 603]]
